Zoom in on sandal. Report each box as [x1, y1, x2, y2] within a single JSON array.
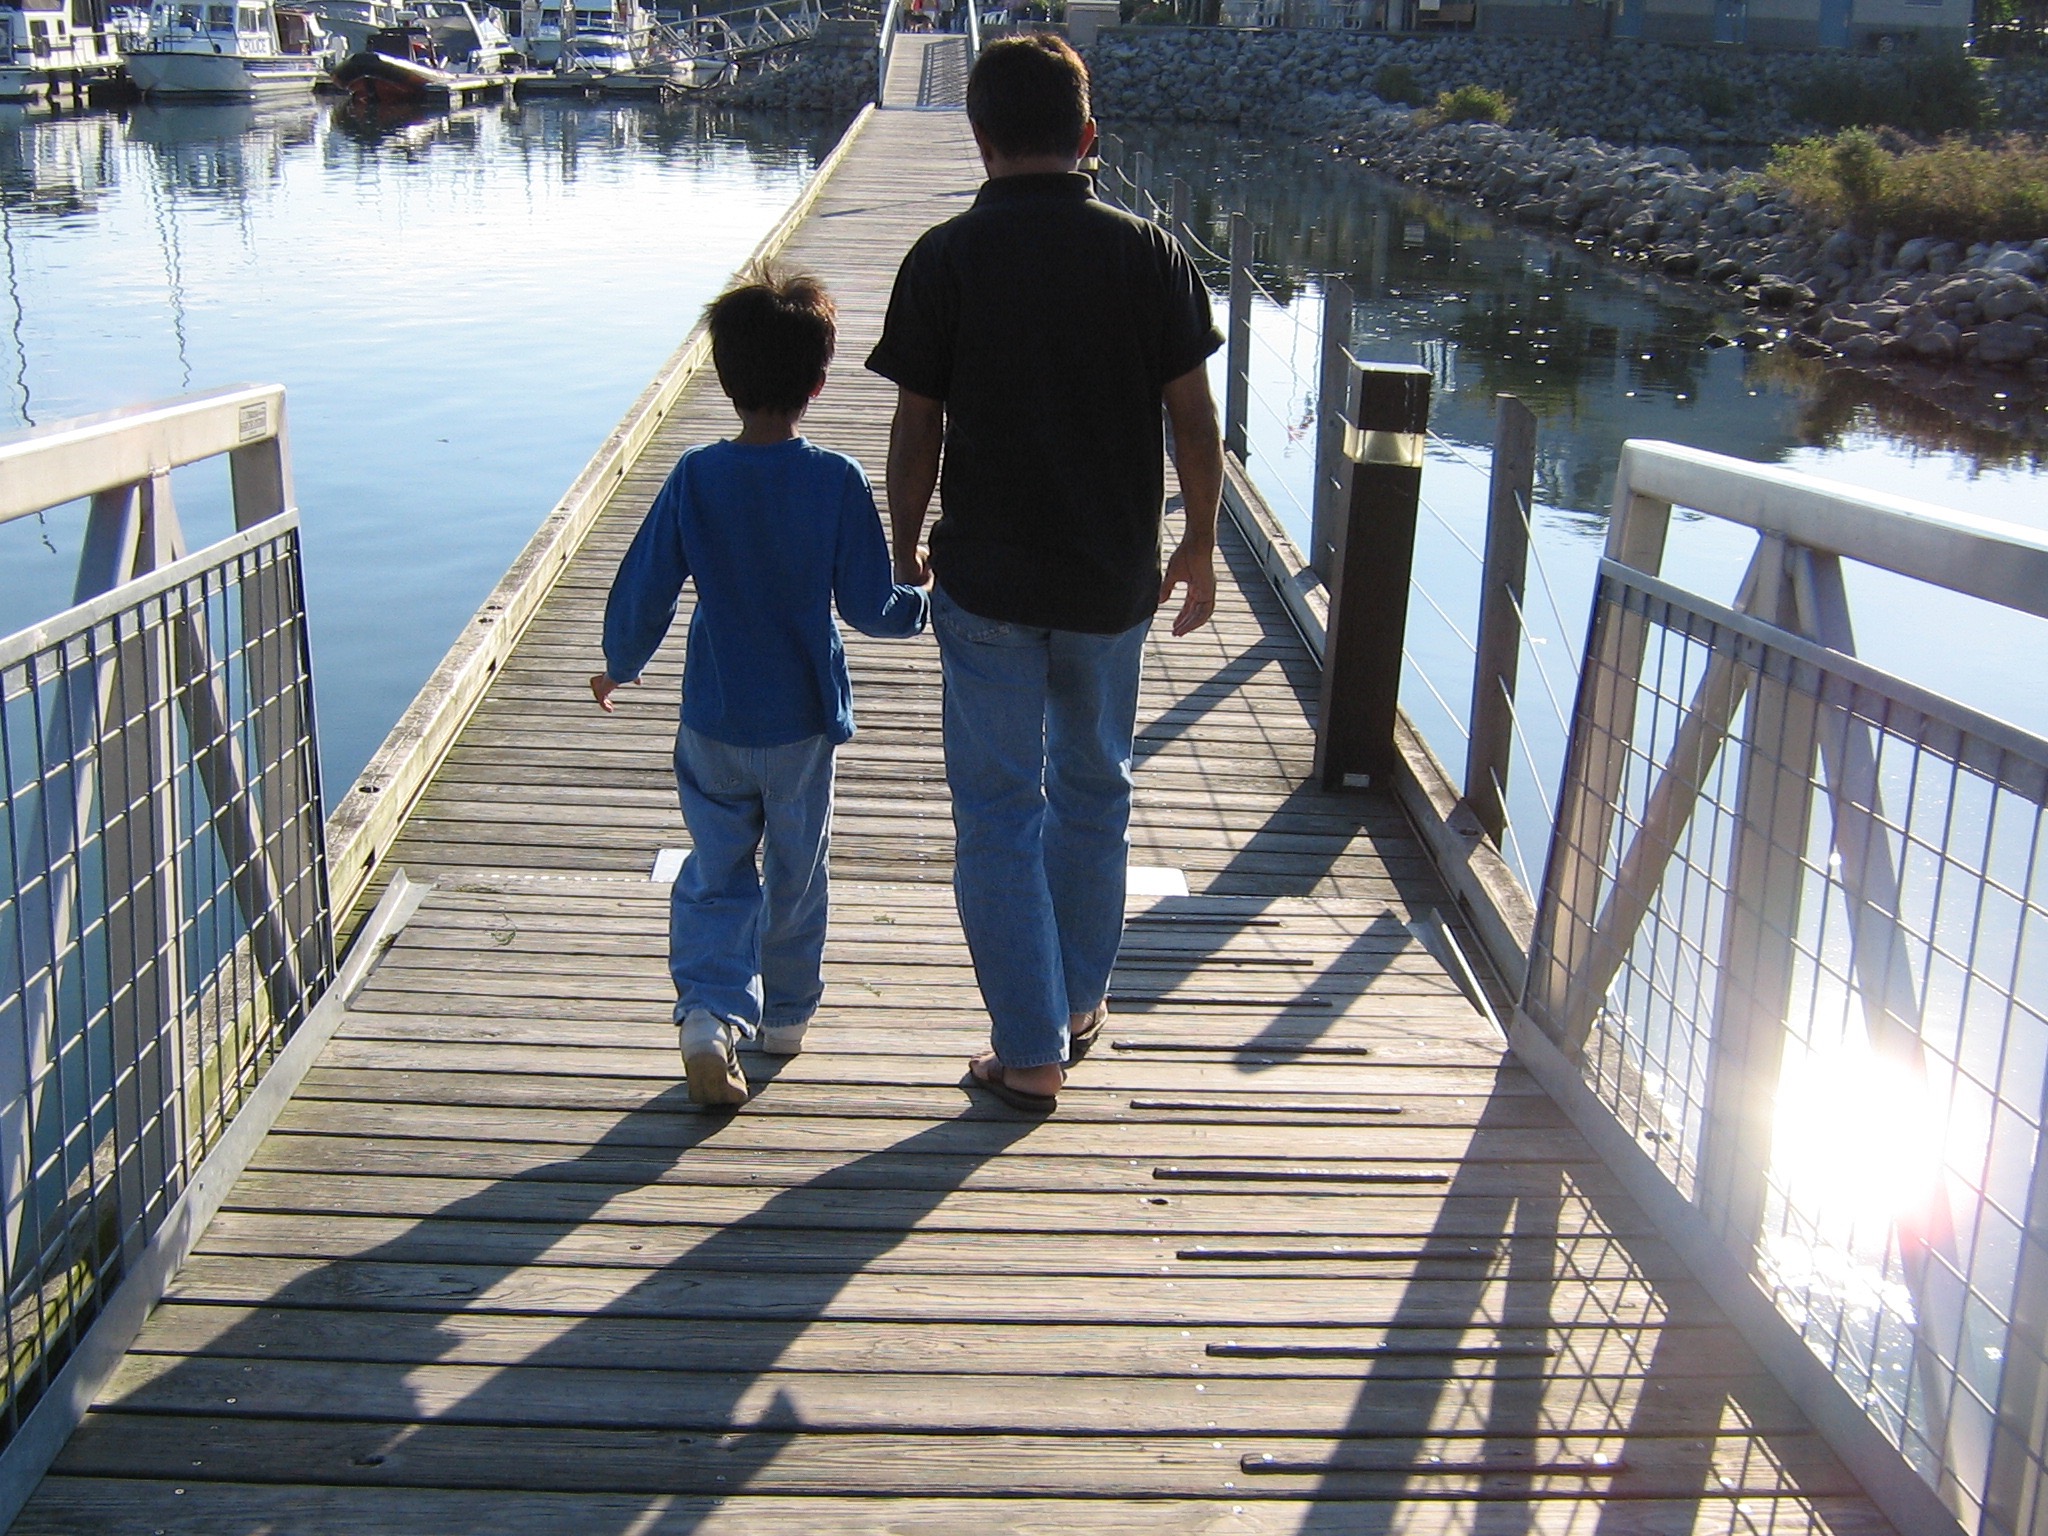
[[965, 1054, 1061, 1115], [1066, 1002, 1109, 1066]]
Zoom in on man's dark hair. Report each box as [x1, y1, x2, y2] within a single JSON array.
[[966, 35, 1090, 160], [706, 268, 837, 414]]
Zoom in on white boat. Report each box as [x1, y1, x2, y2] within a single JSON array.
[[123, 0, 338, 97], [0, 0, 120, 100], [512, 0, 644, 66], [296, 0, 398, 53], [407, 0, 515, 72]]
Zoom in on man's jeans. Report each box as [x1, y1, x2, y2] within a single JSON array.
[[669, 724, 834, 1034], [932, 586, 1149, 1071]]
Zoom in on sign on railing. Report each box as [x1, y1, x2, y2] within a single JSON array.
[[0, 387, 333, 1445], [1522, 443, 2048, 1536]]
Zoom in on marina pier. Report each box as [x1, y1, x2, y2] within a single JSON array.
[[1, 19, 2045, 1536]]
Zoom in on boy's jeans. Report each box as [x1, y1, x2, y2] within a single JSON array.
[[669, 724, 834, 1035], [932, 586, 1150, 1071]]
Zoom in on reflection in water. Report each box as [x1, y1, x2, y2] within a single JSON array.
[[0, 97, 839, 793], [1107, 122, 2048, 898]]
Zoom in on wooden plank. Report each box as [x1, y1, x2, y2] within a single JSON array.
[[13, 1482, 1906, 1536]]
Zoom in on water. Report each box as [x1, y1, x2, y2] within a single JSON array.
[[1109, 125, 2048, 896], [0, 96, 839, 795]]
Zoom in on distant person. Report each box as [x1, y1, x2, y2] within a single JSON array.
[[867, 35, 1225, 1113], [593, 270, 930, 1106]]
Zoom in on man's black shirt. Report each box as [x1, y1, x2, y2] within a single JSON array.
[[866, 171, 1223, 634]]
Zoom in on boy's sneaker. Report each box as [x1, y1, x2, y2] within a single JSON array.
[[679, 1009, 749, 1106], [759, 1021, 809, 1056]]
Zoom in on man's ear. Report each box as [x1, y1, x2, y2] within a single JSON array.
[[810, 370, 828, 400], [1076, 118, 1098, 161]]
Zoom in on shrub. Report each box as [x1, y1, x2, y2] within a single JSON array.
[[1433, 83, 1513, 124], [1678, 69, 1741, 121], [1766, 130, 2048, 243], [1372, 62, 1428, 107], [1788, 51, 1995, 137]]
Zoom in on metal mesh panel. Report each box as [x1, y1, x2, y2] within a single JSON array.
[[0, 522, 331, 1442], [1527, 564, 2048, 1536]]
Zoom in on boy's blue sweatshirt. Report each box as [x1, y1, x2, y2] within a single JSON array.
[[602, 437, 928, 747]]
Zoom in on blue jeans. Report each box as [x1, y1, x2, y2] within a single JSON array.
[[932, 586, 1150, 1071], [669, 724, 834, 1035]]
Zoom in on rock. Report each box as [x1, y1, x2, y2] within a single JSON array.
[[1660, 249, 1700, 274], [1909, 321, 1961, 361], [1820, 316, 1872, 346], [1894, 237, 1936, 272], [1841, 333, 1884, 360], [1754, 275, 1814, 309], [1975, 319, 2038, 366]]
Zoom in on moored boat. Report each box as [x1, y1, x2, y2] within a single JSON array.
[[123, 0, 337, 97], [0, 0, 120, 100], [331, 0, 506, 104]]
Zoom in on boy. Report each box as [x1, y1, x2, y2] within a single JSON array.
[[591, 269, 929, 1106]]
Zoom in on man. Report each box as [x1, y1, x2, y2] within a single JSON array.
[[866, 34, 1226, 1113]]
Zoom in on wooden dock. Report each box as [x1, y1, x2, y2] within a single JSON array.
[[12, 58, 1897, 1535]]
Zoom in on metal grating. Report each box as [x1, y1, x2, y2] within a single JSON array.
[[0, 517, 332, 1442], [1527, 561, 2048, 1536]]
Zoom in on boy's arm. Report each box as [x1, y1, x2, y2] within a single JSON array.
[[1160, 364, 1222, 637], [837, 463, 931, 640], [884, 388, 943, 584], [593, 471, 692, 709]]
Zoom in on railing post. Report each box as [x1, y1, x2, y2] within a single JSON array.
[[1132, 149, 1152, 211], [1463, 393, 1536, 844], [1225, 212, 1252, 461], [1312, 361, 1431, 791], [1169, 176, 1190, 243], [1311, 274, 1353, 580]]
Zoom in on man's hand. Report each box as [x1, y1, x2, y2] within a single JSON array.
[[1160, 541, 1217, 636], [895, 544, 932, 586], [590, 674, 634, 713]]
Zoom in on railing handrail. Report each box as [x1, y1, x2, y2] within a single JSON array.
[[0, 383, 290, 527], [1613, 439, 2048, 620], [964, 0, 978, 61], [875, 0, 900, 99]]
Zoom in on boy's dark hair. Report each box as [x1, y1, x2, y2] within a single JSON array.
[[966, 35, 1089, 160], [705, 268, 837, 415]]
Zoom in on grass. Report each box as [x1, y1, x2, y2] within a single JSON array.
[[1372, 62, 1429, 108], [1766, 130, 2048, 243]]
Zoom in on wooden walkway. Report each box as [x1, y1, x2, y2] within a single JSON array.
[[13, 76, 1895, 1536]]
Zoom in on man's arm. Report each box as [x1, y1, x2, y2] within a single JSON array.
[[885, 387, 944, 584], [1160, 364, 1223, 637]]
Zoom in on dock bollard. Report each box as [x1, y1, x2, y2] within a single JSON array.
[[1312, 361, 1432, 793]]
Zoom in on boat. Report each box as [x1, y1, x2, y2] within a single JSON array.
[[122, 0, 338, 97], [0, 0, 121, 100], [295, 0, 399, 53], [509, 0, 644, 66], [331, 0, 509, 104]]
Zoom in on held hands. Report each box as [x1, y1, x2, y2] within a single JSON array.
[[1160, 541, 1217, 637], [895, 544, 934, 588], [589, 674, 635, 713]]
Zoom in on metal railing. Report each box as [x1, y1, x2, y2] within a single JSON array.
[[1518, 446, 2048, 1536], [1096, 139, 2048, 1536], [0, 386, 333, 1446]]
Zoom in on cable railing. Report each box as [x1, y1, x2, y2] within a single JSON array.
[[0, 387, 334, 1456], [1097, 135, 2048, 1536]]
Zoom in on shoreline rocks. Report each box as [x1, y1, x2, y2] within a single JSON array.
[[1088, 30, 2048, 379], [1323, 109, 2048, 376]]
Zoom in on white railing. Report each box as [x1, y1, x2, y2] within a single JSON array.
[[0, 388, 334, 1471], [1516, 444, 2048, 1536], [876, 0, 900, 98]]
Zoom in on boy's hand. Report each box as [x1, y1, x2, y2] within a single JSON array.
[[895, 544, 931, 586], [590, 674, 634, 713], [1160, 541, 1217, 636]]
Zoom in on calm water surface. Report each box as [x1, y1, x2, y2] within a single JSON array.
[[0, 97, 838, 793], [1106, 126, 2048, 888]]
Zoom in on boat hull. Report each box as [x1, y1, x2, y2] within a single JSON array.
[[333, 47, 485, 102], [125, 49, 323, 96]]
